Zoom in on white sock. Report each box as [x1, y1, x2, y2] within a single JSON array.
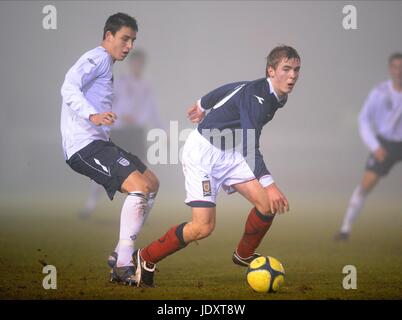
[[340, 185, 367, 234], [84, 181, 102, 212], [116, 192, 148, 267], [113, 192, 157, 254]]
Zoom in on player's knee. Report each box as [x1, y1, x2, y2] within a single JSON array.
[[144, 170, 159, 193], [192, 224, 215, 240], [255, 202, 271, 215], [360, 182, 375, 195], [122, 175, 151, 195]]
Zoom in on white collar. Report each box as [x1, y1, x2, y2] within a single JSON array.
[[267, 78, 286, 102]]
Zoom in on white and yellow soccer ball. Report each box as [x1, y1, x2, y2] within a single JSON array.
[[246, 256, 285, 293]]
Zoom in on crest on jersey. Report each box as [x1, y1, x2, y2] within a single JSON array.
[[117, 157, 130, 167], [202, 180, 212, 197]]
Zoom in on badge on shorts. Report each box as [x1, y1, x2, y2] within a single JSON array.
[[117, 157, 130, 166], [202, 180, 212, 197]]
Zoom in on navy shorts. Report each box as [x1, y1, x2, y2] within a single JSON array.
[[66, 140, 147, 200], [365, 136, 402, 176]]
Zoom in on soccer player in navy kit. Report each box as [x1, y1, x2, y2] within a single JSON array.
[[131, 46, 301, 287], [61, 13, 159, 285], [335, 53, 402, 241]]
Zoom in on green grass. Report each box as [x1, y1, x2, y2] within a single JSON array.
[[0, 201, 401, 300]]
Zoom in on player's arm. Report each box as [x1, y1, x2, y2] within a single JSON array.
[[254, 149, 289, 214], [240, 101, 289, 214], [187, 82, 245, 123], [61, 57, 116, 125], [358, 90, 386, 161]]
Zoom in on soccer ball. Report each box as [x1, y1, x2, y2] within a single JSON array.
[[246, 256, 285, 293]]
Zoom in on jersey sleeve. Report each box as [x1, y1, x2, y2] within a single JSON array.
[[61, 55, 108, 120], [358, 89, 380, 152], [198, 82, 246, 111]]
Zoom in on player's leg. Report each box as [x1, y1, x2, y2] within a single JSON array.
[[132, 129, 218, 286], [141, 169, 160, 225], [232, 179, 275, 265], [233, 178, 272, 214], [66, 140, 153, 284], [183, 207, 216, 242], [335, 143, 399, 240], [95, 143, 156, 285], [140, 207, 215, 264], [110, 168, 159, 263], [336, 139, 401, 240], [336, 170, 380, 238], [132, 206, 215, 287], [114, 170, 152, 269]]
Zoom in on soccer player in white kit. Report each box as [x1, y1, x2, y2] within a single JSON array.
[[61, 13, 159, 285], [78, 49, 164, 219], [131, 46, 301, 287], [335, 53, 402, 241]]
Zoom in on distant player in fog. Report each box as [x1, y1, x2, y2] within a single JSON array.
[[335, 53, 402, 241]]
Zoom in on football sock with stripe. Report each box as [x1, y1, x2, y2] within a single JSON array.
[[140, 222, 188, 264], [116, 192, 148, 267], [113, 192, 157, 254], [236, 207, 274, 259]]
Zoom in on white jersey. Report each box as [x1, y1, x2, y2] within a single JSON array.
[[359, 80, 402, 152], [60, 46, 114, 160]]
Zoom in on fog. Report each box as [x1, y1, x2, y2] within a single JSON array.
[[0, 1, 401, 210]]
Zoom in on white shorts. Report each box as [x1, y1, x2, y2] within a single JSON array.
[[182, 130, 274, 207]]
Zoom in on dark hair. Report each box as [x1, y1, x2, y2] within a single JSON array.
[[103, 13, 138, 40], [389, 52, 402, 65], [266, 45, 300, 77]]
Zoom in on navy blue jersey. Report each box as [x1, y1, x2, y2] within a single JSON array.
[[197, 78, 287, 179]]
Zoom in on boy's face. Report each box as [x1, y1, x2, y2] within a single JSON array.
[[105, 26, 136, 61], [389, 58, 402, 87], [268, 58, 301, 97]]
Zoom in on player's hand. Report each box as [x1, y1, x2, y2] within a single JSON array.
[[187, 103, 205, 123], [89, 112, 117, 126], [374, 147, 387, 163], [265, 183, 289, 214]]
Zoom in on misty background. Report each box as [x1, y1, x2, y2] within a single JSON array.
[[0, 0, 401, 215]]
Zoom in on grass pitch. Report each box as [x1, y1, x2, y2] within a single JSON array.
[[0, 199, 401, 300]]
